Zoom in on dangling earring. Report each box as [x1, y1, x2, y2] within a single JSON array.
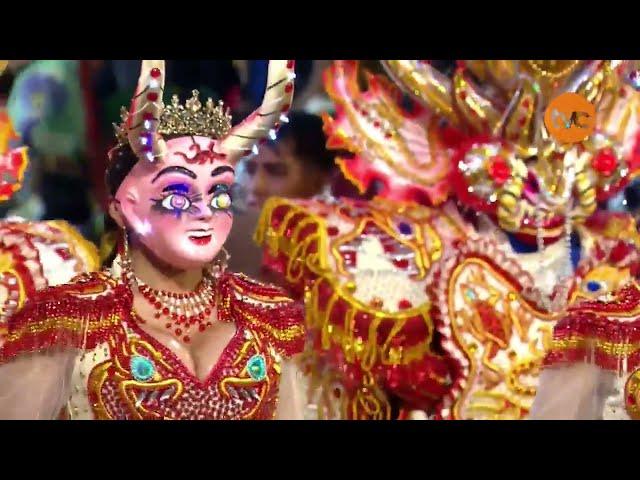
[[209, 246, 230, 278], [120, 228, 133, 278]]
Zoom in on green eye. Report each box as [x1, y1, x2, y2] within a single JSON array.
[[211, 192, 232, 210]]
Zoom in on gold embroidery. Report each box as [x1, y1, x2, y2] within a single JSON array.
[[6, 314, 120, 343], [625, 369, 640, 419], [446, 257, 559, 419]]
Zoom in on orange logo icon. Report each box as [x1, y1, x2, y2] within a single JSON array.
[[544, 92, 596, 144]]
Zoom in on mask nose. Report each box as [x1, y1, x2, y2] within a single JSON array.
[[193, 200, 214, 221]]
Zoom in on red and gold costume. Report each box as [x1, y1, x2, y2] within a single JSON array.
[[532, 243, 640, 419], [0, 58, 306, 420], [1, 262, 304, 420], [256, 60, 640, 419]]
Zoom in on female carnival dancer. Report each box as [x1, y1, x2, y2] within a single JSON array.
[[0, 59, 307, 420], [255, 60, 640, 419]]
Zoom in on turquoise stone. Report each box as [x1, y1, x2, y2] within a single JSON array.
[[247, 354, 267, 381], [465, 289, 477, 301], [130, 355, 155, 382]]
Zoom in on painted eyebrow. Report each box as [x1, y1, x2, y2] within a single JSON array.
[[211, 166, 235, 178], [152, 166, 197, 183]]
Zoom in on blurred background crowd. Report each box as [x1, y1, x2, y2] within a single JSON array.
[[1, 59, 640, 276]]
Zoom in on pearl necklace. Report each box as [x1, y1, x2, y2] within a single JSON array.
[[123, 263, 217, 343]]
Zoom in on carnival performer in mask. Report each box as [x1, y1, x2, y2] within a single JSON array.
[[0, 59, 306, 420], [255, 60, 640, 420]]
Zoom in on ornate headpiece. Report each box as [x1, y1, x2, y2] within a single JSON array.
[[326, 60, 640, 235], [114, 60, 296, 164], [115, 90, 233, 144]]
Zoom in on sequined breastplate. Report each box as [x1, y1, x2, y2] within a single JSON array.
[[68, 316, 283, 420]]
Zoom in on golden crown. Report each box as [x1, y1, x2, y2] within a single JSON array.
[[114, 90, 233, 145]]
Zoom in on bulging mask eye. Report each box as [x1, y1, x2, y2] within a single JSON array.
[[162, 194, 192, 211]]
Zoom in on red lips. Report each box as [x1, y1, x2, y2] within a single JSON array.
[[188, 235, 212, 246]]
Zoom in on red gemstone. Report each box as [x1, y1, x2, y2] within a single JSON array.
[[165, 323, 172, 328], [393, 259, 409, 269], [206, 322, 212, 327], [285, 83, 293, 93], [287, 60, 295, 69], [180, 315, 187, 322], [199, 324, 206, 332], [522, 99, 530, 109], [154, 313, 161, 319], [205, 308, 211, 315], [175, 328, 182, 336], [143, 112, 154, 121], [150, 68, 161, 78], [327, 226, 339, 236], [172, 313, 178, 320], [628, 393, 635, 405], [162, 307, 169, 315], [385, 133, 392, 139], [460, 91, 467, 101], [591, 148, 617, 177], [488, 155, 511, 185], [147, 92, 159, 102], [518, 116, 527, 127], [199, 313, 205, 320], [373, 120, 381, 128], [398, 299, 413, 310], [154, 302, 161, 309], [183, 336, 191, 343]]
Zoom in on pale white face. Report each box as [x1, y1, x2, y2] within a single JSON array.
[[114, 136, 235, 270]]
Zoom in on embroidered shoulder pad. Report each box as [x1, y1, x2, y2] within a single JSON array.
[[545, 282, 640, 372], [1, 271, 129, 362], [217, 272, 306, 358]]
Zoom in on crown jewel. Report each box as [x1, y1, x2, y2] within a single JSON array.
[[114, 90, 232, 145]]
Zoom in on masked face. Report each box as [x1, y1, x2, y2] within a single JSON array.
[[452, 133, 639, 241], [114, 136, 235, 270]]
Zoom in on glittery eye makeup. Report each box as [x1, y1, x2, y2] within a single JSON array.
[[151, 183, 202, 217]]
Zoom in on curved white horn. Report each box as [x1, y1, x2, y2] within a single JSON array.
[[216, 60, 295, 163], [126, 60, 166, 162]]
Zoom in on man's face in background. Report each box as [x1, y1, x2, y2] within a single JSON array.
[[238, 139, 327, 210]]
